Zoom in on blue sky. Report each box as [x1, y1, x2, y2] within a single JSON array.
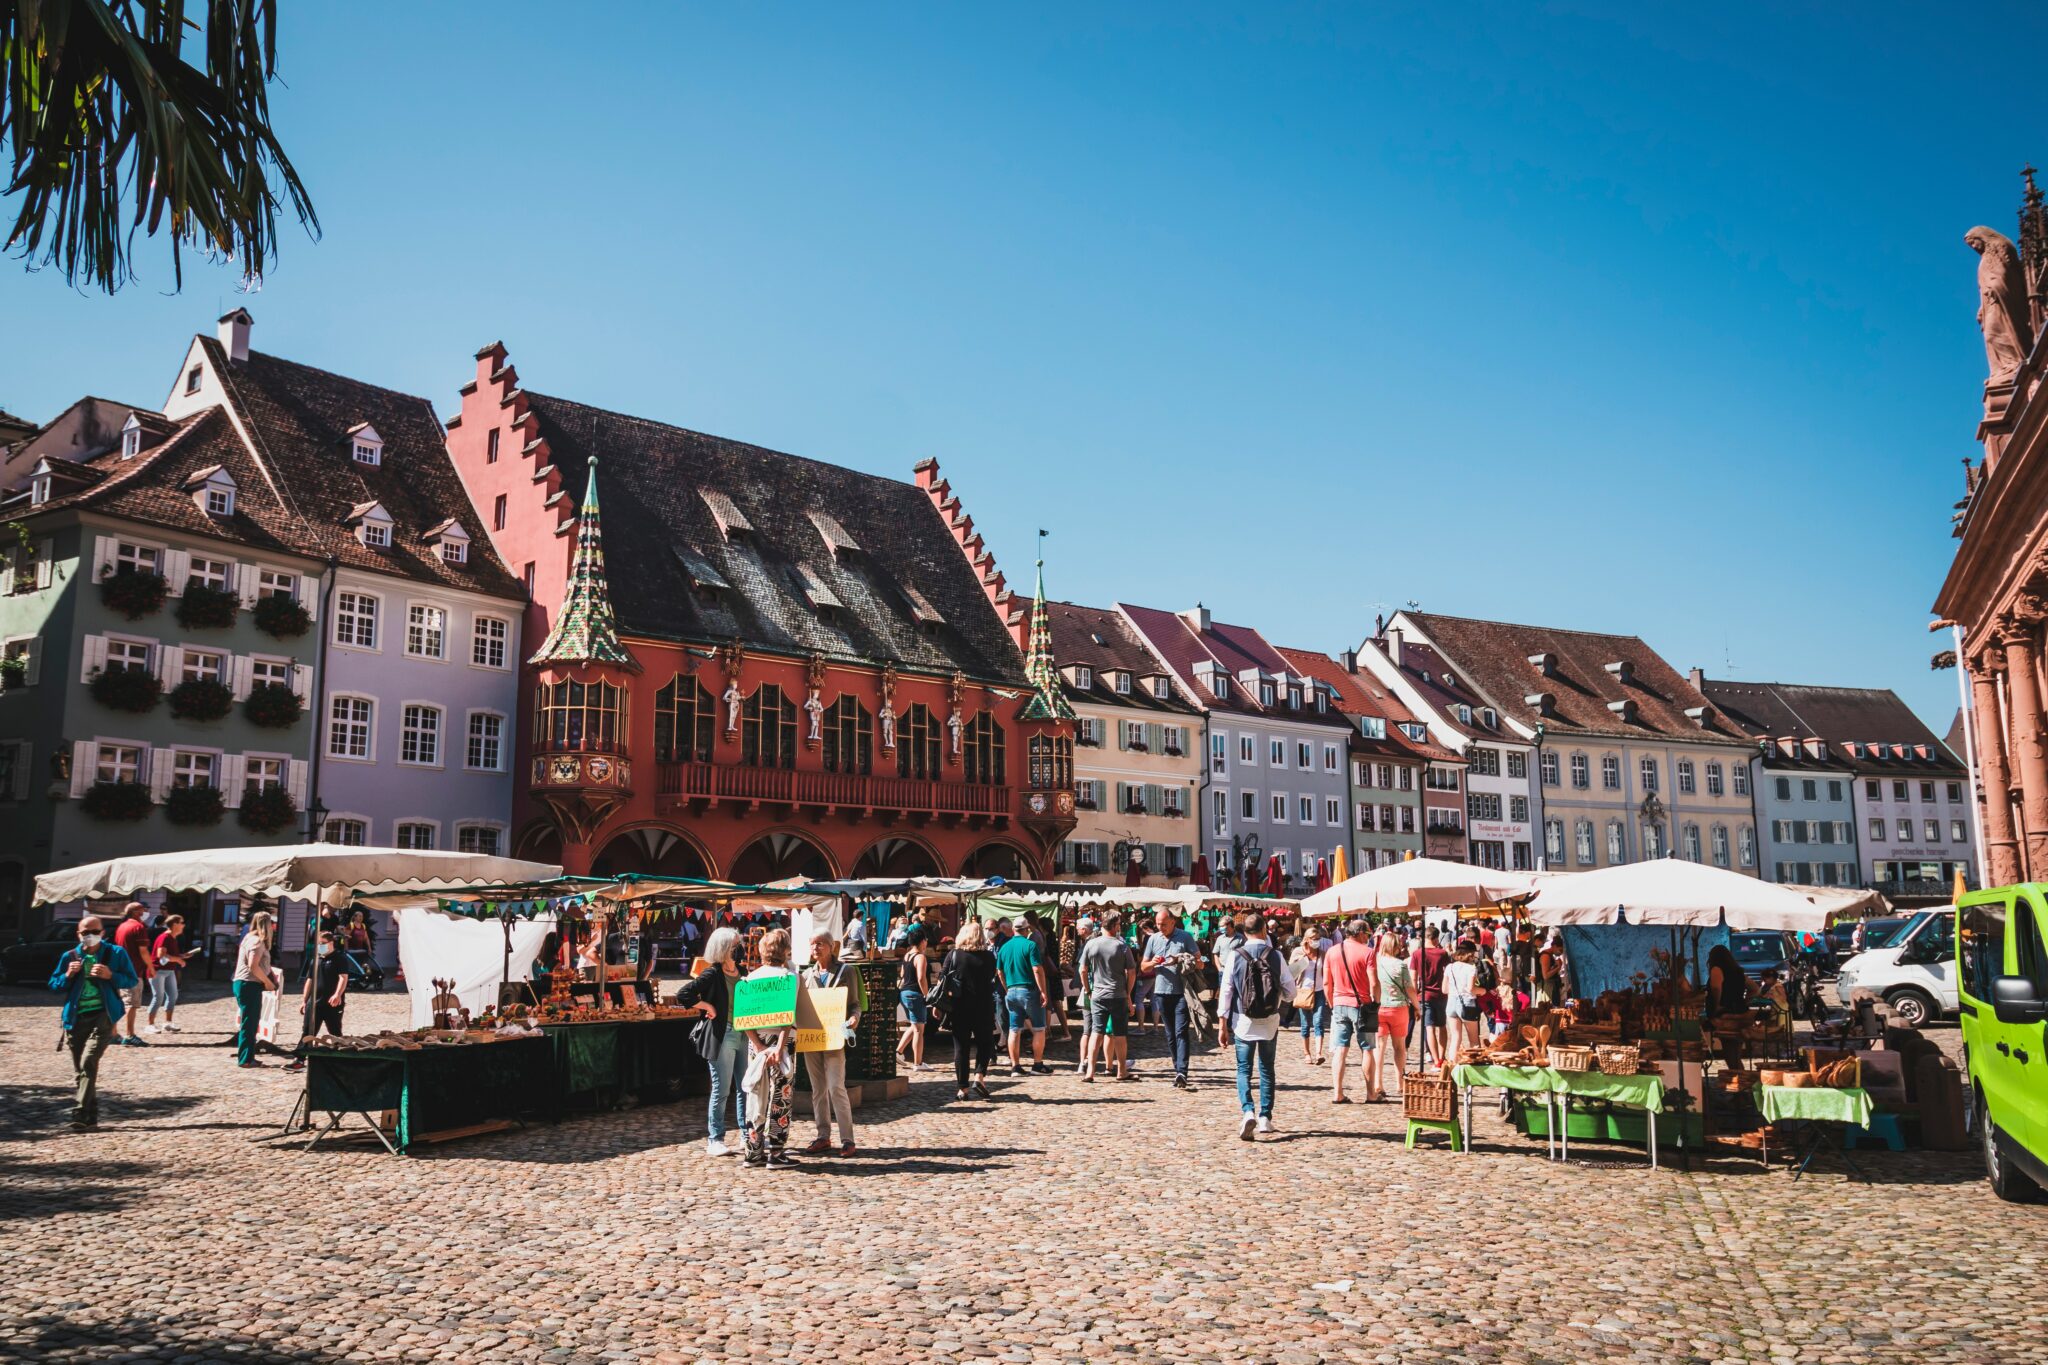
[[5, 2, 2043, 731]]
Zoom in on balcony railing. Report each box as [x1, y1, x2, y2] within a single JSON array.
[[656, 762, 1011, 816]]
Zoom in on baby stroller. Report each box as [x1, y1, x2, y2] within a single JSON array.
[[341, 944, 384, 992]]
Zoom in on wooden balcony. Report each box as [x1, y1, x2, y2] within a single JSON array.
[[656, 761, 1011, 825]]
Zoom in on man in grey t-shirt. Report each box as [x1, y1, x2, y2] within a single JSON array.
[[1142, 907, 1203, 1088], [1079, 913, 1137, 1080]]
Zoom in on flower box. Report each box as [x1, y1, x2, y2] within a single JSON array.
[[253, 593, 312, 639], [168, 677, 234, 722], [243, 682, 304, 729], [80, 779, 152, 822], [89, 666, 162, 714], [98, 566, 168, 620], [238, 785, 298, 835], [165, 783, 226, 827], [175, 582, 241, 629]]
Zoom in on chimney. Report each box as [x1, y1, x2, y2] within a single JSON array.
[[1340, 648, 1359, 673], [1181, 603, 1211, 634], [1386, 626, 1404, 667], [1687, 666, 1704, 692], [218, 308, 252, 364]]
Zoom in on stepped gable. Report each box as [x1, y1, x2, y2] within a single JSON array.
[[521, 395, 1029, 685], [203, 344, 522, 597]]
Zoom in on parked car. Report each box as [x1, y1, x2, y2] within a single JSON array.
[[1830, 907, 1956, 1028], [1, 918, 83, 986], [1825, 916, 1910, 959], [1729, 930, 1798, 979], [1956, 885, 2048, 1202]]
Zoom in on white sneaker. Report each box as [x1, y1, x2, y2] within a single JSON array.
[[1239, 1111, 1257, 1141], [1256, 1115, 1274, 1135], [705, 1139, 731, 1157], [142, 1025, 159, 1035], [164, 1023, 181, 1033]]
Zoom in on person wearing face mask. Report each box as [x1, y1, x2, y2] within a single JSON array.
[[306, 931, 349, 1039], [49, 915, 139, 1131]]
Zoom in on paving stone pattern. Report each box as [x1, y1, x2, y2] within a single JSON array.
[[0, 982, 2039, 1364]]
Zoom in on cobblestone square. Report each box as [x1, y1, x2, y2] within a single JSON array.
[[0, 982, 2039, 1365]]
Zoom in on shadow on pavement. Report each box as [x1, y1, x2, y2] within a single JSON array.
[[0, 1151, 162, 1222], [6, 1312, 343, 1362], [0, 1083, 211, 1142]]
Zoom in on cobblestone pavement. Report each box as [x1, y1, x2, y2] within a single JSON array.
[[0, 981, 2040, 1364]]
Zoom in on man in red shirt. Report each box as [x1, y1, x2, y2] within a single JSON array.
[[1412, 924, 1449, 1067], [110, 903, 154, 1047]]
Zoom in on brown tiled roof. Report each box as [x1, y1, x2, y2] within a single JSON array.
[[1364, 636, 1484, 741], [521, 392, 1028, 684], [1697, 678, 1966, 777], [1404, 611, 1752, 749], [1048, 601, 1200, 714], [1274, 646, 1459, 763], [1118, 603, 1351, 729]]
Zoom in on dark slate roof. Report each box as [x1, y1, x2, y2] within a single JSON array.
[[205, 345, 523, 597], [1275, 647, 1460, 764], [1047, 600, 1200, 714], [1403, 612, 1753, 749], [1697, 678, 1966, 777], [521, 392, 1029, 684]]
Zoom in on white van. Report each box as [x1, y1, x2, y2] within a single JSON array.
[[1829, 907, 1957, 1028]]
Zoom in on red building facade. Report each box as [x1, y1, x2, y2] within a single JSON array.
[[445, 346, 1075, 881]]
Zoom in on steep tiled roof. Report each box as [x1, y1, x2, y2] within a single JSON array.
[[1274, 647, 1459, 764], [1698, 679, 1966, 777], [1364, 636, 1485, 741], [1118, 604, 1350, 729], [1403, 612, 1752, 749], [1047, 601, 1200, 715], [522, 393, 1028, 684]]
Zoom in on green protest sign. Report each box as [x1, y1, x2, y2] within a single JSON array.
[[731, 973, 798, 1031]]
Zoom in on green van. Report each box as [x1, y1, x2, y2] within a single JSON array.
[[1958, 885, 2048, 1201]]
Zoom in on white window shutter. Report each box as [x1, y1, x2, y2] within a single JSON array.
[[35, 541, 52, 590], [0, 550, 12, 597], [93, 535, 116, 581], [299, 575, 321, 621], [9, 741, 30, 801], [149, 750, 175, 803], [80, 634, 106, 683], [237, 564, 260, 608], [162, 549, 190, 595], [286, 759, 308, 809], [156, 645, 183, 688], [22, 637, 40, 688], [230, 655, 253, 701], [70, 740, 97, 798], [291, 663, 312, 705], [220, 754, 246, 807]]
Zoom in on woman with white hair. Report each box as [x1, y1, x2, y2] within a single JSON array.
[[674, 924, 747, 1156]]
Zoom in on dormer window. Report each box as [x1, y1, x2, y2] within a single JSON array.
[[120, 415, 143, 459], [1455, 704, 1473, 724], [1074, 666, 1093, 690], [441, 540, 467, 564], [29, 474, 50, 506], [1152, 677, 1170, 701], [1259, 682, 1276, 706], [363, 522, 391, 547], [183, 464, 238, 519], [347, 500, 394, 548], [1213, 676, 1232, 701], [1480, 707, 1497, 729], [423, 518, 469, 565], [1360, 715, 1386, 740], [1287, 686, 1302, 709], [206, 487, 234, 517], [1315, 690, 1328, 714], [1114, 671, 1131, 695], [348, 423, 384, 467]]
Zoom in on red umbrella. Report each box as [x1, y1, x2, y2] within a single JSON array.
[[1315, 857, 1331, 892], [1191, 854, 1212, 889], [1263, 856, 1284, 897]]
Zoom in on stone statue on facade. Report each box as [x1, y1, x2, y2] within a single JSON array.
[[723, 681, 743, 736], [878, 664, 898, 751], [947, 705, 964, 758], [804, 653, 826, 746], [1967, 225, 2035, 384]]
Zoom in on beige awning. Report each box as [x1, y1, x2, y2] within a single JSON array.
[[34, 843, 563, 908]]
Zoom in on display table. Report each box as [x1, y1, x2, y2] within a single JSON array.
[[1448, 1064, 1669, 1167], [1755, 1085, 1874, 1180], [541, 1017, 706, 1112], [302, 1036, 555, 1154], [1450, 1065, 1564, 1160]]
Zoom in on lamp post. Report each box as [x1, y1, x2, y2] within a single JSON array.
[[304, 796, 330, 843]]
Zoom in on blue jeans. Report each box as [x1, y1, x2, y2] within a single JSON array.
[[1004, 986, 1046, 1033], [1234, 1035, 1277, 1118], [1155, 991, 1191, 1078], [706, 1025, 748, 1141], [1298, 992, 1329, 1039]]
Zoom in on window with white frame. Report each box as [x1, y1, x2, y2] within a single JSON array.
[[1269, 739, 1284, 766], [1073, 666, 1092, 690], [1921, 781, 1936, 803], [1323, 744, 1339, 771], [114, 541, 161, 575], [1677, 759, 1695, 794], [105, 638, 153, 673], [246, 756, 285, 792], [1380, 803, 1395, 830], [467, 712, 504, 771], [250, 657, 290, 689], [1711, 826, 1730, 867], [1376, 763, 1394, 788], [1897, 819, 1913, 841], [1733, 764, 1749, 795], [1153, 677, 1171, 701], [1399, 766, 1414, 791], [1114, 672, 1131, 695], [1357, 804, 1375, 831], [1952, 820, 1968, 843], [97, 743, 143, 784], [328, 696, 373, 760], [1509, 795, 1528, 822], [1683, 824, 1702, 861], [1357, 760, 1373, 788], [180, 649, 224, 683], [171, 750, 216, 789], [1241, 790, 1257, 820], [1506, 749, 1526, 779], [1866, 816, 1885, 842], [1738, 826, 1756, 866], [440, 539, 467, 564], [1469, 792, 1502, 821], [1299, 796, 1314, 824], [395, 821, 436, 851], [1575, 819, 1595, 865], [1607, 821, 1626, 863], [352, 434, 382, 466], [325, 818, 368, 846], [335, 592, 378, 648], [1947, 782, 1964, 803], [406, 604, 447, 660], [362, 521, 392, 548], [1706, 761, 1724, 796], [1297, 742, 1312, 769], [1639, 756, 1659, 792], [1272, 794, 1289, 823], [1893, 780, 1908, 802], [188, 555, 231, 590], [1260, 682, 1275, 706], [457, 824, 502, 856], [400, 705, 442, 766], [1924, 819, 1941, 843], [1540, 751, 1559, 786], [1469, 746, 1500, 777], [258, 568, 297, 600], [1239, 735, 1255, 764], [1545, 819, 1564, 863], [1601, 755, 1621, 790], [1570, 753, 1589, 789]]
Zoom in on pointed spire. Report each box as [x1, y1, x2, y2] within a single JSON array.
[[1019, 529, 1074, 721], [529, 458, 637, 669]]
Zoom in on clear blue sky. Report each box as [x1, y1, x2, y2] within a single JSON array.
[[5, 2, 2043, 731]]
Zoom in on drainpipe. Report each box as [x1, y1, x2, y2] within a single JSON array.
[[295, 558, 339, 1014]]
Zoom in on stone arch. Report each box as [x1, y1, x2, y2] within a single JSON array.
[[729, 828, 839, 885], [592, 824, 716, 880], [515, 821, 563, 866], [958, 838, 1038, 881], [849, 834, 943, 880]]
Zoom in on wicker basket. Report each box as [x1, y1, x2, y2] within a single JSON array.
[[1593, 1043, 1640, 1075], [1403, 1072, 1458, 1123], [1548, 1044, 1594, 1072]]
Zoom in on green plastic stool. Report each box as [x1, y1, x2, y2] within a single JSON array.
[[1405, 1116, 1464, 1151]]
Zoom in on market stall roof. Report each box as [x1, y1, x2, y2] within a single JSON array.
[[1778, 883, 1892, 919], [34, 844, 563, 908], [1298, 857, 1541, 918], [967, 883, 1299, 919], [801, 876, 996, 902], [1524, 858, 1879, 931]]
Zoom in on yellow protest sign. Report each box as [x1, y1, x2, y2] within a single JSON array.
[[794, 985, 848, 1053]]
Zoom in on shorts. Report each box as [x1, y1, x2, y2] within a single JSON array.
[[1331, 1004, 1377, 1050], [899, 989, 928, 1024], [1422, 998, 1447, 1029], [1378, 1005, 1412, 1041], [1004, 986, 1046, 1033], [1447, 999, 1476, 1022], [1088, 998, 1130, 1036]]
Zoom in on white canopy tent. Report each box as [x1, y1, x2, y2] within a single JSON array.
[[1523, 858, 1880, 932], [1298, 857, 1541, 920], [34, 843, 563, 907]]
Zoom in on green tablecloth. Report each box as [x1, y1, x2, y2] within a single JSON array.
[[1757, 1085, 1873, 1128], [303, 1037, 555, 1150], [1550, 1068, 1666, 1113], [1450, 1064, 1554, 1093]]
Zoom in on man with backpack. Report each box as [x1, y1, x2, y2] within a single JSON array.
[[1216, 911, 1295, 1140]]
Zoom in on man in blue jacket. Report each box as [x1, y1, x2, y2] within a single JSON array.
[[50, 913, 138, 1130]]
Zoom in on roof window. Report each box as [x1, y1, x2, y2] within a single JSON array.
[[349, 423, 384, 467]]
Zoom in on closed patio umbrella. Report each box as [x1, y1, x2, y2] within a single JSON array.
[[1191, 854, 1212, 890], [1263, 857, 1285, 897]]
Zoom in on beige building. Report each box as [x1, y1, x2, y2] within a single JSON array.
[[1046, 602, 1203, 884], [1391, 612, 1760, 875]]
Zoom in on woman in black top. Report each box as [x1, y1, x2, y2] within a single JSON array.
[[941, 919, 1001, 1100], [1705, 943, 1749, 1068], [895, 927, 931, 1071]]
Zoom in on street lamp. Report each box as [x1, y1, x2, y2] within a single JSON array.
[[304, 796, 329, 843]]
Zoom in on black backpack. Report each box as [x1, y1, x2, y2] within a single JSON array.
[[1475, 956, 1498, 992], [1236, 945, 1281, 1019]]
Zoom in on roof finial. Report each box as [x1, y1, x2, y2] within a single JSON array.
[[1019, 528, 1074, 722], [528, 457, 637, 670]]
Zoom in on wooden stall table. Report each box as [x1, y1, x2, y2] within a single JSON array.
[[300, 1035, 554, 1155], [1755, 1085, 1874, 1180]]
